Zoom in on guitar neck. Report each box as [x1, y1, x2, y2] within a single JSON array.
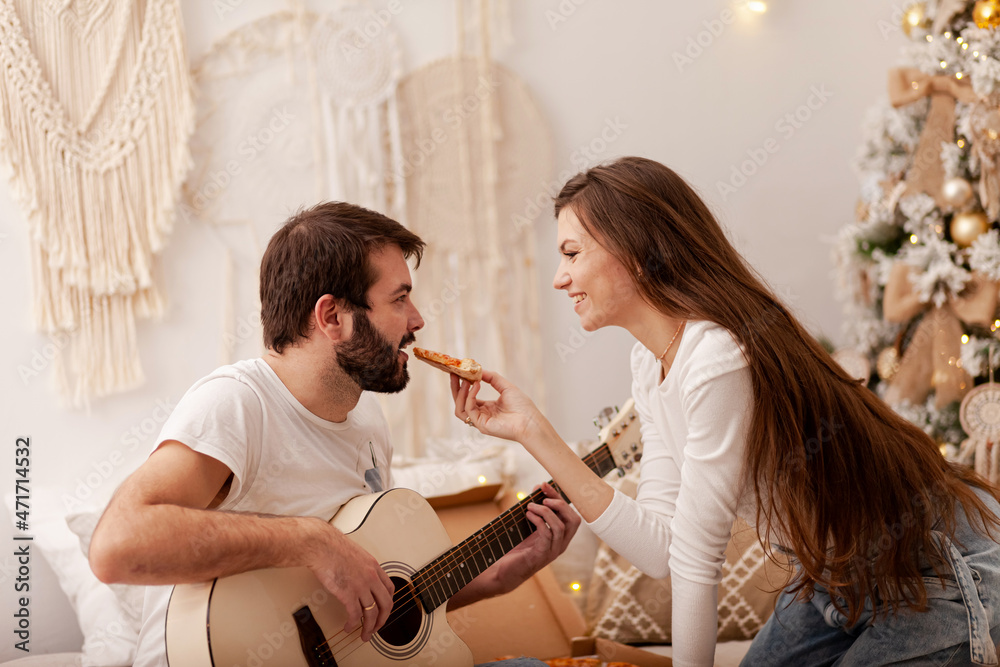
[[411, 443, 619, 612]]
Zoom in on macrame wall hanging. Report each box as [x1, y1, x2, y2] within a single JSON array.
[[0, 0, 194, 404], [387, 0, 552, 457], [183, 3, 405, 366]]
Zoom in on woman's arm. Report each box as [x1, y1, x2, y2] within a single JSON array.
[[672, 577, 719, 667], [453, 372, 615, 522], [453, 365, 680, 577]]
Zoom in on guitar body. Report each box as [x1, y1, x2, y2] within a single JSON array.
[[166, 488, 474, 667]]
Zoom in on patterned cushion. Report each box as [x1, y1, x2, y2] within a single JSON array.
[[585, 469, 789, 643]]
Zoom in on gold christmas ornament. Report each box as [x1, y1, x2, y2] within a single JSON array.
[[942, 177, 974, 208], [950, 210, 992, 247], [877, 347, 901, 381], [902, 3, 930, 36], [974, 0, 1000, 29]]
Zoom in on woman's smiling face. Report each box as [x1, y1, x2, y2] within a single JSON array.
[[552, 206, 640, 332]]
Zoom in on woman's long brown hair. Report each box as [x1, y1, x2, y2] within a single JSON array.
[[554, 156, 1000, 623]]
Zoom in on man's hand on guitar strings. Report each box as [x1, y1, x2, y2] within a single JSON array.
[[303, 520, 395, 642]]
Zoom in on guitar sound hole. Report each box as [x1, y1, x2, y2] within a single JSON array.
[[376, 577, 423, 647]]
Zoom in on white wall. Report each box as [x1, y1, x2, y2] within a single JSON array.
[[0, 0, 902, 642]]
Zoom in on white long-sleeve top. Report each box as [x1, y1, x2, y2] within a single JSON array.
[[586, 320, 757, 667]]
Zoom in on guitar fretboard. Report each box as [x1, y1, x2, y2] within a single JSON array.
[[411, 443, 621, 612]]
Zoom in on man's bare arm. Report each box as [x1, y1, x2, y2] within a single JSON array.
[[88, 441, 394, 641]]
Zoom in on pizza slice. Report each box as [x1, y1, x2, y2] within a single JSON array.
[[412, 347, 483, 382]]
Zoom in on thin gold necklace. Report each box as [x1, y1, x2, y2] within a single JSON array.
[[658, 321, 686, 361]]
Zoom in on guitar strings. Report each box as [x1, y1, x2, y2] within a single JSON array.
[[311, 446, 625, 662], [403, 446, 613, 607]]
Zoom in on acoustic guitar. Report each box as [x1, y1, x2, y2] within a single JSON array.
[[165, 400, 642, 667]]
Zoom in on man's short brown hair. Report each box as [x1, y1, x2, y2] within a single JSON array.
[[260, 202, 425, 353]]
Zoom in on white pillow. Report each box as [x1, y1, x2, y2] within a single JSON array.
[[65, 510, 145, 642], [5, 495, 140, 667]]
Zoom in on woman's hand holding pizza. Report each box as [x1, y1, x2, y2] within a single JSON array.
[[450, 370, 547, 444]]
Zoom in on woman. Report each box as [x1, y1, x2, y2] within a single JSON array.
[[452, 156, 1000, 666]]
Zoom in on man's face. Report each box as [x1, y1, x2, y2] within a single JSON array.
[[335, 245, 424, 393]]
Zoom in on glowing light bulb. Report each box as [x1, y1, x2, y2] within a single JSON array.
[[963, 42, 970, 49], [957, 37, 964, 44], [957, 72, 964, 79], [958, 138, 967, 148], [747, 0, 767, 12], [516, 491, 527, 500], [945, 31, 953, 38], [477, 475, 487, 485], [974, 50, 981, 57], [910, 234, 919, 244], [940, 60, 949, 68], [927, 35, 934, 42], [962, 335, 970, 344], [994, 319, 1000, 331], [570, 582, 582, 591]]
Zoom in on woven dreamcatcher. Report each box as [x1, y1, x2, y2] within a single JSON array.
[[313, 4, 405, 218], [183, 4, 406, 366], [0, 0, 194, 403], [959, 348, 1000, 482]]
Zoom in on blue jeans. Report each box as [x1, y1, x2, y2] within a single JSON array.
[[742, 487, 1000, 666]]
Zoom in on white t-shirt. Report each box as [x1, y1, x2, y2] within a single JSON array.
[[586, 320, 756, 667], [132, 358, 394, 667]]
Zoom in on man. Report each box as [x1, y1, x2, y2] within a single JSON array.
[[89, 202, 579, 667]]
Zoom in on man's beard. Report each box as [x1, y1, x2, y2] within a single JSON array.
[[335, 309, 414, 394]]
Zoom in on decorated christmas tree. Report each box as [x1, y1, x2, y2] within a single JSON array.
[[836, 0, 1000, 480]]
